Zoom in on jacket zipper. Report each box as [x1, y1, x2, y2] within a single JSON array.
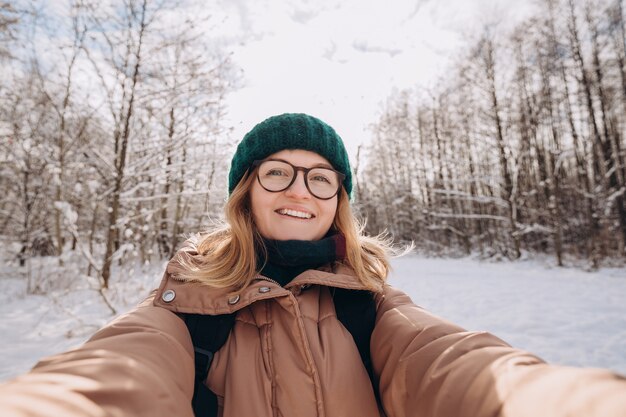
[[287, 292, 325, 417], [255, 275, 281, 287], [170, 273, 281, 286]]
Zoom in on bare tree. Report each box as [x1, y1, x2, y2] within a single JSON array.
[[359, 0, 626, 263], [0, 2, 19, 59]]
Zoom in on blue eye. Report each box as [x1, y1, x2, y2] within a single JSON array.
[[266, 169, 289, 177], [310, 174, 331, 184]]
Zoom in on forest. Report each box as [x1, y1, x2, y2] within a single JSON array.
[[1, 0, 625, 299], [1, 0, 238, 292], [359, 0, 626, 267]]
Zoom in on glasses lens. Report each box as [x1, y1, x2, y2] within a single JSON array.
[[257, 160, 294, 191], [307, 168, 340, 199]]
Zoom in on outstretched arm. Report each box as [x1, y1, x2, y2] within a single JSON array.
[[0, 294, 196, 417], [372, 286, 626, 417]]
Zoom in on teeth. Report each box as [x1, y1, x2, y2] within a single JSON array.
[[277, 209, 313, 219]]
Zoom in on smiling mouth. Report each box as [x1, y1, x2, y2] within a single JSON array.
[[275, 208, 315, 219]]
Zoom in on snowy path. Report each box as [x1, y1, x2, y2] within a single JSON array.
[[1, 256, 625, 382]]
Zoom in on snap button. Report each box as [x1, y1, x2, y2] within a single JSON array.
[[161, 289, 176, 303], [228, 295, 240, 305], [258, 286, 271, 293]]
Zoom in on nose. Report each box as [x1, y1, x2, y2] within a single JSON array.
[[284, 171, 311, 199]]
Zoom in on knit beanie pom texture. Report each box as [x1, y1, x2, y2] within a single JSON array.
[[228, 113, 352, 196]]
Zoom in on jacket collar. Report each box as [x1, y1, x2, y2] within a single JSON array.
[[153, 261, 372, 316]]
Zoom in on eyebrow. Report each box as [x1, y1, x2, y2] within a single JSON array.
[[274, 158, 333, 169], [312, 163, 333, 169]]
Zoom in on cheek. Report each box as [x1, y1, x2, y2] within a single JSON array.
[[250, 185, 269, 226], [319, 200, 338, 226], [250, 201, 261, 227]]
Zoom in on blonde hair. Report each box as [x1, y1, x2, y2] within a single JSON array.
[[178, 172, 398, 293]]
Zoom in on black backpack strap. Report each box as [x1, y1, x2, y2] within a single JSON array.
[[182, 312, 236, 417], [332, 288, 379, 402]]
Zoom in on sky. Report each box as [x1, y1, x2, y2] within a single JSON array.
[[27, 0, 535, 159], [210, 0, 536, 157]]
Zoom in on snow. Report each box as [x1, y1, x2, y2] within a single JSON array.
[[388, 256, 626, 375], [1, 255, 625, 382], [0, 258, 166, 381]]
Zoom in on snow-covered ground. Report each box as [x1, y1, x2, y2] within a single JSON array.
[[1, 254, 625, 382], [388, 256, 626, 375], [0, 258, 167, 381]]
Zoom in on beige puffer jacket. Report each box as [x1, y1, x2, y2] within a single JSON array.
[[1, 249, 625, 417]]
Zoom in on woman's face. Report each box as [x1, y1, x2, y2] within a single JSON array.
[[250, 149, 339, 241]]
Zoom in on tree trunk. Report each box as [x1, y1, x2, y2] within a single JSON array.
[[567, 0, 608, 265], [101, 0, 148, 289], [483, 36, 520, 258]]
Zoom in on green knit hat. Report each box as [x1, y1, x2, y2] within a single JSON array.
[[228, 113, 352, 196]]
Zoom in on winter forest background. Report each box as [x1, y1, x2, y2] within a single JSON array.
[[1, 0, 626, 318]]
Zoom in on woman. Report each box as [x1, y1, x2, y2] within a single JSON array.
[[1, 113, 625, 417]]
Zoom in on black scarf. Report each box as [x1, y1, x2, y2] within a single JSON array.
[[258, 234, 346, 287]]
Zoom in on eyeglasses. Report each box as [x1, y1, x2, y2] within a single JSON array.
[[252, 159, 345, 200]]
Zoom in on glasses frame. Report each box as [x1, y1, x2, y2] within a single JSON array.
[[252, 159, 346, 200]]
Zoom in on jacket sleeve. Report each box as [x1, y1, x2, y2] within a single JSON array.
[[371, 285, 626, 417], [0, 293, 196, 417]]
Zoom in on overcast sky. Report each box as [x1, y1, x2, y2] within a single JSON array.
[[33, 0, 534, 158], [211, 0, 535, 158]]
